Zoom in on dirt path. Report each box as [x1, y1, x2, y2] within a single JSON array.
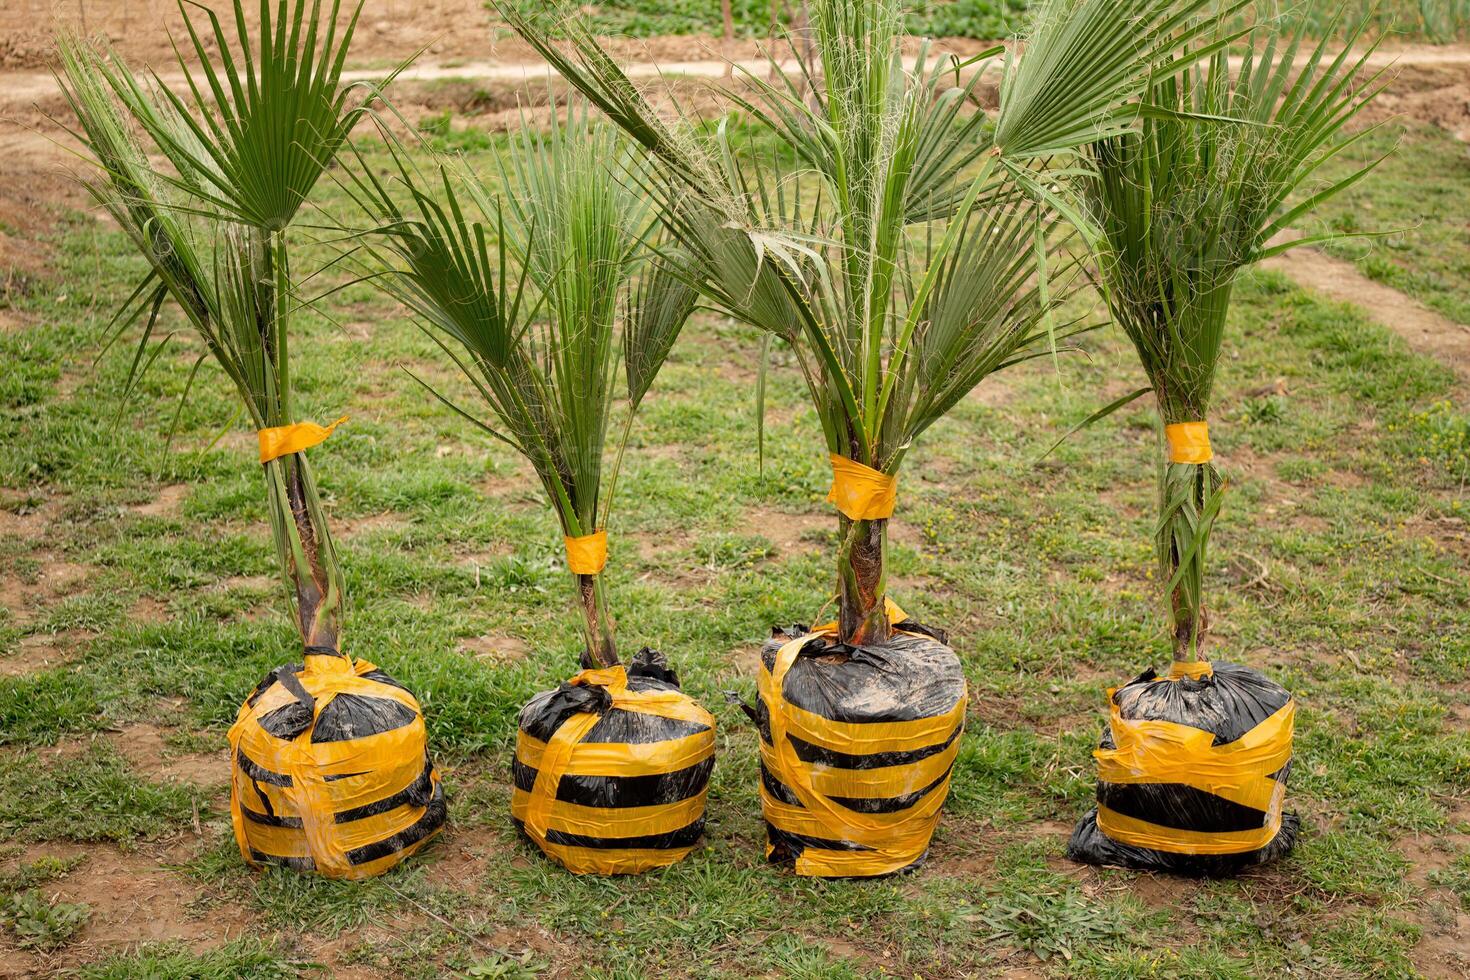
[[1266, 246, 1470, 387]]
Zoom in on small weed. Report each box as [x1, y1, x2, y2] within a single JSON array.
[[0, 854, 85, 893], [1238, 394, 1288, 426], [969, 888, 1132, 962], [462, 949, 547, 979], [0, 888, 90, 950]]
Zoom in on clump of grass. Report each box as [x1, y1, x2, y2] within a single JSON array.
[[971, 887, 1132, 962], [0, 745, 205, 843], [1402, 400, 1470, 485], [76, 939, 311, 980]]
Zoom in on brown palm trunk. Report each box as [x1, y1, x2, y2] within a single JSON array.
[[264, 452, 345, 653], [838, 516, 890, 647], [577, 572, 618, 668]]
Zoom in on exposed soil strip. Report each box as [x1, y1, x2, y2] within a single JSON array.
[[1265, 245, 1470, 388]]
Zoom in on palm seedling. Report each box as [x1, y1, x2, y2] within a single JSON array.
[[498, 0, 1236, 876], [1067, 23, 1388, 874], [348, 109, 715, 874], [56, 0, 445, 880]]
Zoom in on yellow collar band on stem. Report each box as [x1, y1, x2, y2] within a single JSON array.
[[258, 416, 349, 464], [827, 454, 897, 521], [564, 530, 608, 576], [1165, 421, 1213, 465], [1168, 660, 1214, 681]]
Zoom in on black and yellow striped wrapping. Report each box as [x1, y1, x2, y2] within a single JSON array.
[[511, 662, 715, 875], [228, 651, 445, 880], [1069, 660, 1298, 875], [756, 624, 967, 878]]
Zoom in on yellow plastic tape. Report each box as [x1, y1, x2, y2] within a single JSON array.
[[564, 530, 608, 575], [1165, 421, 1213, 465], [827, 454, 898, 521], [1093, 698, 1294, 852], [1168, 660, 1215, 681], [1097, 805, 1283, 855], [257, 416, 348, 464]]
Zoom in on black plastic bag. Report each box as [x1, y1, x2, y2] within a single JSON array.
[[511, 648, 716, 875], [229, 650, 446, 879], [752, 617, 967, 878], [1068, 660, 1298, 877]]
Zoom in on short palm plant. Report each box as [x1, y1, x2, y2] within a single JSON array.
[[348, 111, 716, 876], [348, 108, 697, 668], [502, 0, 1234, 647], [1067, 23, 1386, 876], [57, 0, 446, 879], [1086, 26, 1387, 664]]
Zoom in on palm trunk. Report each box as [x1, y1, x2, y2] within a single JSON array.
[[837, 516, 890, 647], [1159, 458, 1219, 663], [255, 226, 346, 656], [576, 572, 618, 667], [265, 453, 345, 652]]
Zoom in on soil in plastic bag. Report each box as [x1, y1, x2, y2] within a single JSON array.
[[1068, 660, 1298, 877], [512, 647, 716, 875], [753, 617, 966, 878], [229, 650, 446, 880]]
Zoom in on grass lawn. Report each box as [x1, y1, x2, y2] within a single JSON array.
[[2, 127, 1470, 977], [1309, 120, 1470, 327]]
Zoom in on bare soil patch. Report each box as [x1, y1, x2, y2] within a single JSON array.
[[737, 505, 828, 558], [1362, 63, 1470, 142], [0, 632, 85, 677], [132, 483, 191, 518], [105, 722, 227, 787], [0, 842, 250, 975], [459, 633, 533, 665]]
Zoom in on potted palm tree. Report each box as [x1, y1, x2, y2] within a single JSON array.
[[1066, 25, 1386, 875], [56, 0, 445, 880], [499, 0, 1230, 876], [348, 108, 714, 874]]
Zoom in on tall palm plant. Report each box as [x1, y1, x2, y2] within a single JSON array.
[[347, 108, 697, 667], [57, 0, 381, 657], [500, 0, 1237, 647], [58, 0, 449, 881], [1084, 24, 1387, 663]]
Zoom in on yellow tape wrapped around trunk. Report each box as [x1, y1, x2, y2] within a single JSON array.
[[228, 650, 445, 880], [756, 602, 966, 878], [511, 654, 716, 875]]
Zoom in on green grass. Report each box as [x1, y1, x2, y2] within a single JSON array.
[[0, 745, 207, 842], [76, 939, 313, 980], [491, 0, 1470, 41], [495, 0, 1030, 39], [1, 129, 1468, 976], [1307, 122, 1470, 326]]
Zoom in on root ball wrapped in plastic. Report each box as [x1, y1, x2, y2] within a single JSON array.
[[512, 650, 716, 875], [754, 611, 966, 878], [1068, 660, 1299, 876], [229, 650, 446, 879]]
